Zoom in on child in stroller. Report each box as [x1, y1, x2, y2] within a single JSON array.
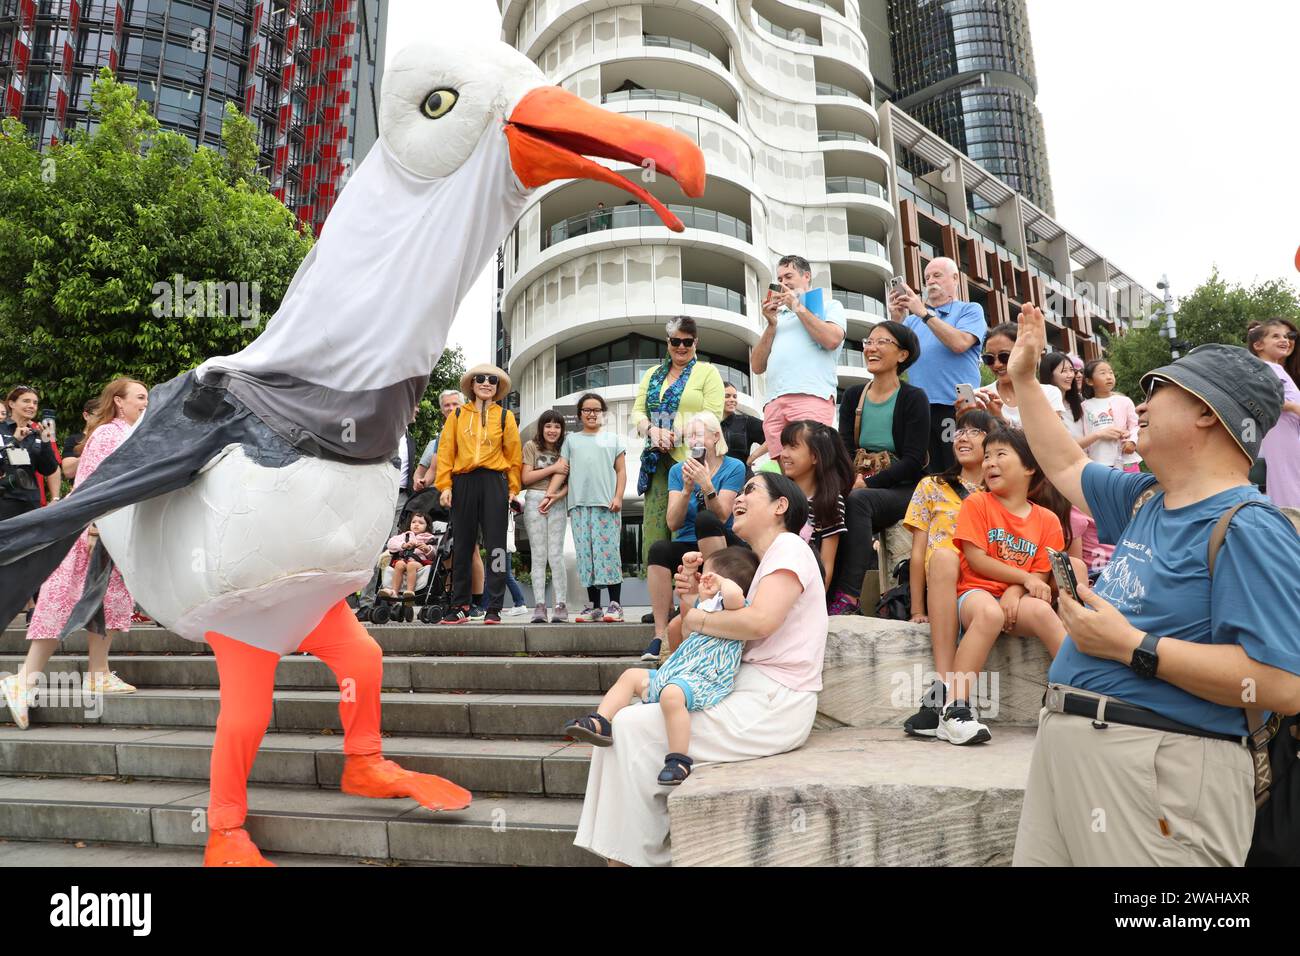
[[360, 490, 458, 624], [381, 511, 435, 600]]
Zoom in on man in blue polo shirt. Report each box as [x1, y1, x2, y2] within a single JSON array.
[[888, 256, 986, 473], [1007, 303, 1300, 867]]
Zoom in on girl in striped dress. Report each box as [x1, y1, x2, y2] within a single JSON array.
[[562, 546, 759, 785]]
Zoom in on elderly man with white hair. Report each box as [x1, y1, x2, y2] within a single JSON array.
[[888, 257, 987, 473]]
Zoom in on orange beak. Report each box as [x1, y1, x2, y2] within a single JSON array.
[[505, 86, 706, 231]]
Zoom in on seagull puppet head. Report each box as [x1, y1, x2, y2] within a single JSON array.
[[381, 39, 704, 223], [199, 39, 705, 461]]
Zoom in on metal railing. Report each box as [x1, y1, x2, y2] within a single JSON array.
[[642, 34, 725, 66], [825, 176, 888, 200], [603, 88, 726, 115], [818, 129, 873, 144], [682, 280, 746, 315], [847, 234, 889, 258], [542, 203, 752, 250], [831, 290, 887, 317]]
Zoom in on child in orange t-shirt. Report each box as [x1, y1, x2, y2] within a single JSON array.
[[941, 426, 1066, 746]]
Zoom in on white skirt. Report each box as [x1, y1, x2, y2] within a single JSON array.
[[574, 663, 818, 866]]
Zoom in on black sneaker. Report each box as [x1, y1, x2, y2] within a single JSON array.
[[483, 609, 502, 625], [903, 680, 946, 738], [640, 607, 678, 625], [640, 638, 662, 662], [440, 606, 470, 625]]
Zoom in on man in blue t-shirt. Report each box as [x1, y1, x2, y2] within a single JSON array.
[[1005, 304, 1300, 867], [889, 256, 986, 474]]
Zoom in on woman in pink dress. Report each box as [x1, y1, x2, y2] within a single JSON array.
[[0, 378, 149, 729], [1248, 318, 1300, 508]]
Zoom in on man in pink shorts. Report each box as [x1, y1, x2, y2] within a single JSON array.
[[750, 254, 847, 458]]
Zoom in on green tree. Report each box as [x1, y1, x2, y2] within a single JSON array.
[[410, 344, 467, 454], [1105, 271, 1300, 403], [0, 70, 313, 424]]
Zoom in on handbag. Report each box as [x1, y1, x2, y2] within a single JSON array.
[[852, 386, 895, 479]]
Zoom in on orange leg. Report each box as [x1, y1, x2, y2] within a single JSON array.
[[301, 600, 472, 812], [205, 631, 279, 866]]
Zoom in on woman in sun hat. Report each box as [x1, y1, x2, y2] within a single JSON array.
[[433, 363, 522, 624]]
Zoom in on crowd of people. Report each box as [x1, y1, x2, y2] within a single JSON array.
[[4, 255, 1300, 870]]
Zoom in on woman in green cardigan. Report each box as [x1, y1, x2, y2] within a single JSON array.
[[632, 316, 725, 567]]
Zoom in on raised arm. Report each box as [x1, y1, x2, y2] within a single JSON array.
[[1006, 304, 1091, 514]]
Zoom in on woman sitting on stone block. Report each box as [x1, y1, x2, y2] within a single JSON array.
[[573, 472, 827, 867]]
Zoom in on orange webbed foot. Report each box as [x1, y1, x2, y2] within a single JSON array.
[[204, 827, 276, 867], [340, 754, 472, 812]]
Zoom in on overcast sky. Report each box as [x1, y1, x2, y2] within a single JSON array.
[[385, 0, 1300, 365]]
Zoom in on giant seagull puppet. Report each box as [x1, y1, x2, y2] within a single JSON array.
[[0, 39, 704, 865]]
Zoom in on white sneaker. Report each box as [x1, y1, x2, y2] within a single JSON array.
[[1, 673, 31, 730], [936, 701, 991, 745], [502, 606, 531, 618], [83, 671, 137, 695]]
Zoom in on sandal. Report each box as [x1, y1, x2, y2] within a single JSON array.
[[402, 590, 416, 601], [378, 588, 396, 599], [563, 712, 613, 747], [657, 753, 694, 786]]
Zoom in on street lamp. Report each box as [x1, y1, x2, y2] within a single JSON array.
[[1153, 274, 1183, 359]]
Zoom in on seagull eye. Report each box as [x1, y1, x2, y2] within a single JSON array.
[[422, 89, 458, 119]]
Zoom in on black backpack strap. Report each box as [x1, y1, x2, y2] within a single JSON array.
[[1203, 498, 1284, 807]]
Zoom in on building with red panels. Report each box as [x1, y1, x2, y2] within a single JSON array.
[[0, 0, 387, 233]]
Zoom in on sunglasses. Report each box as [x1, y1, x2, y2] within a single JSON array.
[[472, 374, 499, 386], [1143, 378, 1167, 404], [981, 351, 1012, 367], [669, 337, 695, 349]]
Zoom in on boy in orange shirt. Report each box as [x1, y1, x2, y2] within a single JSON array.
[[943, 426, 1066, 745]]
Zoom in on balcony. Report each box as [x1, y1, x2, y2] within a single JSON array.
[[831, 290, 887, 318], [754, 11, 821, 45], [642, 34, 725, 68], [818, 129, 872, 144], [969, 210, 1004, 244], [682, 280, 746, 315], [825, 176, 888, 201], [815, 81, 866, 102], [837, 342, 867, 368], [847, 234, 888, 259], [1028, 248, 1056, 278], [603, 88, 725, 116], [541, 203, 752, 251]]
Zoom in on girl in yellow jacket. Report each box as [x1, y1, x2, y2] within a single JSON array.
[[435, 364, 522, 624]]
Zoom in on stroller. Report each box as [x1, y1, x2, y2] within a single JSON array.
[[356, 488, 455, 624]]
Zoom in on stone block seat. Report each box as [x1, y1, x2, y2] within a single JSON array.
[[668, 616, 1053, 866]]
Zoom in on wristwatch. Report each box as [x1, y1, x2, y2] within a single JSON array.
[[704, 489, 718, 501], [921, 308, 937, 324], [1129, 632, 1161, 679]]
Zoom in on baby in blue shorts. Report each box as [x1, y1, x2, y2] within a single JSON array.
[[562, 546, 759, 786]]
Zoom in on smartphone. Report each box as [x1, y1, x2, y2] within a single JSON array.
[[39, 408, 56, 422], [1047, 548, 1081, 603], [768, 282, 784, 294], [956, 382, 977, 405], [690, 445, 706, 462], [890, 276, 906, 290]]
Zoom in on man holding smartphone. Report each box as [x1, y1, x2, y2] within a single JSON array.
[[750, 254, 846, 460], [888, 257, 986, 473]]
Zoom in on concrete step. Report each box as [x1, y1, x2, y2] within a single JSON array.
[[668, 726, 1035, 866], [0, 654, 649, 694], [816, 617, 1051, 729], [0, 688, 604, 738], [0, 726, 593, 796], [0, 839, 400, 866], [2, 623, 656, 657], [0, 775, 595, 866]]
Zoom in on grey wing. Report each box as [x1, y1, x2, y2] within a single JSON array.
[[0, 369, 299, 630]]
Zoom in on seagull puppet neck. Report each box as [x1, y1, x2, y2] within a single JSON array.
[[197, 40, 703, 463]]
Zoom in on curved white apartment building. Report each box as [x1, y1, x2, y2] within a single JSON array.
[[496, 0, 894, 445]]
